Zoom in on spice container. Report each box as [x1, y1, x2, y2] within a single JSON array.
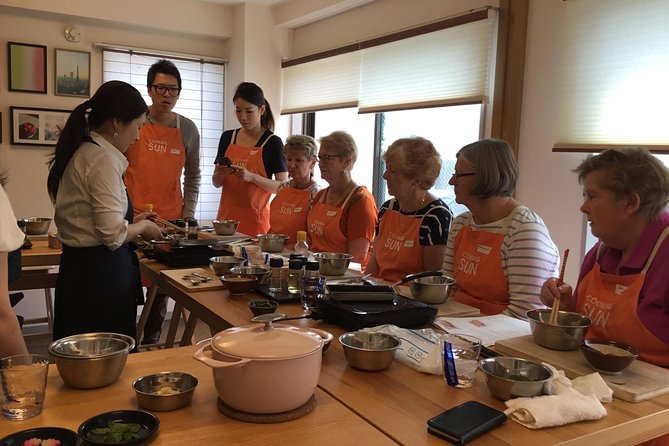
[[287, 259, 304, 295], [268, 257, 284, 292], [300, 261, 325, 311], [187, 218, 199, 239]]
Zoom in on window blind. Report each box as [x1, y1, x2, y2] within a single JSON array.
[[102, 49, 225, 221], [555, 0, 669, 151], [281, 9, 497, 114]]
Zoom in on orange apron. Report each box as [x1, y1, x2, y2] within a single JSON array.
[[216, 129, 272, 236], [376, 199, 424, 282], [269, 185, 311, 245], [577, 227, 669, 367], [124, 116, 186, 219], [308, 186, 358, 255], [452, 219, 509, 314]]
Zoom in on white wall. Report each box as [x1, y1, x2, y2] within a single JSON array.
[[516, 0, 587, 284]]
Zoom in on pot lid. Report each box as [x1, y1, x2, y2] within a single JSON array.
[[211, 321, 323, 359]]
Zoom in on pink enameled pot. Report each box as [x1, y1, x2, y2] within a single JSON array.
[[193, 315, 329, 414]]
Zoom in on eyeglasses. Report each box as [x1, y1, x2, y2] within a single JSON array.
[[151, 84, 181, 97], [451, 172, 476, 179], [317, 154, 342, 162]]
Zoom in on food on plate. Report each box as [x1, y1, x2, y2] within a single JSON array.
[[90, 421, 142, 443], [23, 439, 61, 446]]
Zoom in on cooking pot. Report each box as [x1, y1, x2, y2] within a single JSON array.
[[393, 271, 453, 304], [257, 234, 289, 253], [193, 315, 330, 414]]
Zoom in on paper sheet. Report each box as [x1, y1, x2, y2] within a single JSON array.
[[433, 314, 531, 346]]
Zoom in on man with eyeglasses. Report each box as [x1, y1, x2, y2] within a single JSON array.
[[124, 59, 201, 345]]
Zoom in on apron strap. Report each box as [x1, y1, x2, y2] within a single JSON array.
[[231, 128, 240, 144], [258, 131, 275, 149], [175, 114, 181, 130], [641, 226, 669, 273], [341, 185, 360, 208]]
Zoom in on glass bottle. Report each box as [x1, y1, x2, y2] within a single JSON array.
[[294, 230, 309, 256], [287, 259, 303, 295], [268, 257, 284, 292], [301, 261, 325, 311], [186, 218, 199, 239]]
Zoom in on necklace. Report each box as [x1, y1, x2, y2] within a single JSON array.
[[399, 192, 429, 215]]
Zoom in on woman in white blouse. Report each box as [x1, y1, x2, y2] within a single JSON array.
[[0, 177, 28, 357], [46, 81, 163, 343]]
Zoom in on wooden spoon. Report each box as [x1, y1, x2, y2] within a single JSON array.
[[549, 249, 570, 325]]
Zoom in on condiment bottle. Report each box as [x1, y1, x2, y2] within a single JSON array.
[[301, 261, 324, 311], [186, 218, 199, 239], [268, 257, 284, 292], [294, 230, 309, 256], [287, 259, 303, 295]]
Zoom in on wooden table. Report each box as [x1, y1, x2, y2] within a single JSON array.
[[0, 346, 397, 445], [138, 259, 669, 445]]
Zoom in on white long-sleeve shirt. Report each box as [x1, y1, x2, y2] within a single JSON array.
[[55, 132, 129, 250]]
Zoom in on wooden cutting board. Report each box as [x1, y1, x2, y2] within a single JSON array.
[[161, 267, 224, 291], [495, 335, 669, 402]]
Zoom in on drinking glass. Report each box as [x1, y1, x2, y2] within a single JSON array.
[[441, 334, 482, 388], [0, 354, 49, 420]]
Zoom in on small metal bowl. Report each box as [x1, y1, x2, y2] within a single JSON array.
[[480, 356, 553, 400], [526, 308, 591, 351], [17, 217, 52, 235], [409, 275, 455, 304], [210, 256, 246, 276], [212, 219, 239, 236], [133, 372, 198, 411], [230, 265, 270, 285], [221, 273, 258, 295], [339, 331, 400, 371], [257, 234, 289, 253], [313, 252, 354, 276], [249, 300, 278, 317], [581, 339, 639, 374]]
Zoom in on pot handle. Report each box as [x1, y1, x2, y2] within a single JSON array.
[[304, 328, 333, 346], [397, 270, 443, 285], [193, 344, 251, 369]]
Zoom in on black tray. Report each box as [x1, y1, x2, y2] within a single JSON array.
[[253, 284, 301, 303], [151, 245, 232, 268], [316, 295, 437, 330], [326, 284, 396, 303]]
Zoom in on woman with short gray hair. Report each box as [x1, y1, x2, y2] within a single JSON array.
[[269, 134, 320, 245], [542, 147, 669, 367], [443, 138, 559, 319]]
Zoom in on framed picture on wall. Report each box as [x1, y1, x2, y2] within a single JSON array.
[[7, 42, 47, 94], [10, 106, 70, 147], [55, 48, 91, 97]]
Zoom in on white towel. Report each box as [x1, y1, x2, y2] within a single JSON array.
[[504, 387, 607, 429], [572, 373, 613, 403]]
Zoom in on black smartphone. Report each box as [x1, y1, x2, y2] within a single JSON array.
[[214, 156, 233, 167], [427, 401, 506, 445]]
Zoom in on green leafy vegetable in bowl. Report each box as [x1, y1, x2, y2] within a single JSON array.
[[90, 422, 141, 443]]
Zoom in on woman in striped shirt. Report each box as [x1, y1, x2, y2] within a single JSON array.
[[442, 139, 559, 319]]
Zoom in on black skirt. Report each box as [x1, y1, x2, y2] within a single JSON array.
[[53, 243, 143, 344]]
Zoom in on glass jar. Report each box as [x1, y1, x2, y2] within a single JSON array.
[[294, 230, 309, 256], [287, 259, 304, 295], [268, 257, 284, 292]]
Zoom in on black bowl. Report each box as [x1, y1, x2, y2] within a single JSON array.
[[0, 427, 79, 446], [78, 410, 159, 446], [249, 299, 279, 316], [581, 339, 639, 374]]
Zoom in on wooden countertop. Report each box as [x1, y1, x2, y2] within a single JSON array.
[[0, 346, 397, 445], [138, 259, 669, 445]]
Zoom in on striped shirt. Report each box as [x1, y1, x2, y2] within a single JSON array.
[[443, 206, 559, 319], [375, 198, 452, 246]]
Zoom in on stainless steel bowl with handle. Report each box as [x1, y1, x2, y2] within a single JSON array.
[[48, 333, 135, 389], [339, 331, 400, 371], [210, 256, 246, 276]]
